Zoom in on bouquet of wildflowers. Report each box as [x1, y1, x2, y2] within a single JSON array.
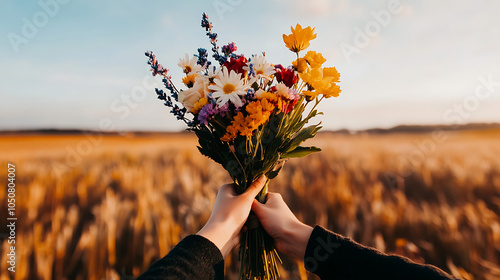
[[145, 13, 341, 280]]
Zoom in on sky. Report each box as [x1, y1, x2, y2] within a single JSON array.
[[1, 0, 499, 132]]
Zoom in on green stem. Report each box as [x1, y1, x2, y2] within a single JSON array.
[[256, 179, 270, 203], [230, 149, 247, 193]]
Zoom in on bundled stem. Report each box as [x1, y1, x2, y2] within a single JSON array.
[[238, 180, 281, 280]]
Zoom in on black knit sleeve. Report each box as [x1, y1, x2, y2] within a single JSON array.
[[137, 235, 224, 280], [304, 226, 458, 280]]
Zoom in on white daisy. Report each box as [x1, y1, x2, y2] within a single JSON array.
[[177, 53, 205, 74], [179, 75, 206, 112], [274, 82, 290, 98], [244, 54, 276, 83], [205, 65, 220, 80], [208, 67, 248, 107]]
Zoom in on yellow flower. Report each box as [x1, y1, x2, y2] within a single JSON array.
[[292, 57, 308, 73], [182, 73, 197, 88], [299, 67, 324, 85], [323, 67, 340, 83], [319, 67, 341, 98], [321, 83, 341, 98], [191, 97, 208, 114], [300, 67, 333, 98], [304, 51, 326, 68], [283, 24, 317, 53], [300, 67, 341, 98]]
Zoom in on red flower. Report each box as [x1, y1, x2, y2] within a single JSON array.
[[275, 66, 297, 88], [285, 98, 298, 114], [223, 56, 248, 76], [267, 85, 299, 114], [222, 42, 238, 56]]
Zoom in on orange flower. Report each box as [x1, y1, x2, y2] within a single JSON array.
[[323, 67, 340, 83], [182, 73, 197, 88], [319, 67, 341, 98], [220, 99, 275, 141], [300, 67, 331, 98], [320, 83, 341, 98], [259, 98, 276, 113], [283, 24, 317, 53], [292, 57, 308, 73], [221, 122, 239, 142], [258, 91, 278, 103], [245, 101, 264, 117], [304, 51, 326, 68]]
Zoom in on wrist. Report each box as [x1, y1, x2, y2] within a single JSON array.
[[283, 221, 313, 260], [197, 220, 236, 259]]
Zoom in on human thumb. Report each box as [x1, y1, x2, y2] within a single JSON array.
[[244, 175, 267, 199], [251, 198, 269, 219]]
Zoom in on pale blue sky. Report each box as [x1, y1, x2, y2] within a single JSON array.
[[1, 0, 499, 131]]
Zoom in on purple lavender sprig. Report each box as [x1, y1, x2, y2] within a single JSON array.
[[145, 51, 195, 127], [162, 77, 178, 102], [201, 13, 226, 65], [195, 48, 211, 70], [145, 51, 168, 76], [145, 51, 180, 97], [156, 88, 196, 127]]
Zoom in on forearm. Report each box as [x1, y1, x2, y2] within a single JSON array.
[[304, 226, 458, 280], [137, 235, 224, 280]]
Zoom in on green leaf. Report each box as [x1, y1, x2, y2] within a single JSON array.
[[281, 146, 322, 158], [267, 165, 283, 179], [292, 109, 318, 132], [282, 124, 322, 154]]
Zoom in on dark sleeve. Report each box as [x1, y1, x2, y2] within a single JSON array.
[[304, 226, 458, 280], [137, 235, 224, 280]]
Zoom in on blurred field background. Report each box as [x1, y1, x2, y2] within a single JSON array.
[[1, 127, 500, 280]]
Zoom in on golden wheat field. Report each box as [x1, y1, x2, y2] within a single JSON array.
[[1, 129, 500, 280]]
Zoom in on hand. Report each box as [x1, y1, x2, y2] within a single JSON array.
[[251, 192, 313, 260], [197, 176, 267, 259]]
